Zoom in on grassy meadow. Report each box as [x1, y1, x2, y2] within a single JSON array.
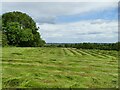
[[2, 47, 118, 88]]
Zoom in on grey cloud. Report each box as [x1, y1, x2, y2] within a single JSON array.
[[91, 22, 104, 24], [76, 32, 103, 35], [87, 32, 103, 35], [36, 17, 56, 24]]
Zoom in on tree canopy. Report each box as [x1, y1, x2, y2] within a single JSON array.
[[2, 11, 45, 47]]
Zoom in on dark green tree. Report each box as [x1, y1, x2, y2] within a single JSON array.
[[2, 11, 45, 47]]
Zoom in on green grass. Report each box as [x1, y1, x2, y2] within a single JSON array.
[[2, 47, 118, 88], [0, 31, 2, 45]]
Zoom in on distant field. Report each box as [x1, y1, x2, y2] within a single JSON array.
[[2, 47, 118, 88]]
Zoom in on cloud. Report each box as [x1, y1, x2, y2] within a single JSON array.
[[2, 2, 117, 24], [37, 19, 118, 43], [36, 16, 56, 24]]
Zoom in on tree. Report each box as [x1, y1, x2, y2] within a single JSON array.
[[2, 11, 45, 47]]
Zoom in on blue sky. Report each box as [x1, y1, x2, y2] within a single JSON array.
[[2, 2, 118, 43], [56, 7, 118, 23]]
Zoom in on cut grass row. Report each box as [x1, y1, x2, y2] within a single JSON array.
[[2, 47, 118, 88]]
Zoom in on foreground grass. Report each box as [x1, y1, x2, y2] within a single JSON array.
[[2, 47, 118, 88]]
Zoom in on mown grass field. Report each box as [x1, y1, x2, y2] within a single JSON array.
[[2, 47, 118, 88]]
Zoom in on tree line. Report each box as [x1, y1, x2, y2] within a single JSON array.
[[45, 42, 120, 51]]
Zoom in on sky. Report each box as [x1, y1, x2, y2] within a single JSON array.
[[1, 2, 118, 43]]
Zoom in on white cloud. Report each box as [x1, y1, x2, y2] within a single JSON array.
[[37, 19, 118, 43], [2, 2, 117, 22]]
